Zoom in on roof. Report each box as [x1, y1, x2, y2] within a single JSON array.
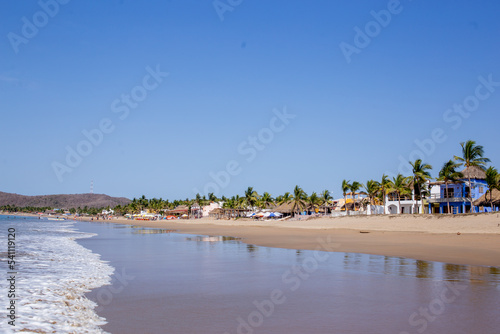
[[274, 201, 294, 213], [165, 205, 189, 214], [473, 188, 500, 206], [209, 208, 223, 214], [461, 166, 486, 180]]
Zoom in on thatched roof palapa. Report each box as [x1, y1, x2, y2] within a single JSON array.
[[473, 188, 500, 206], [461, 166, 487, 180], [165, 205, 189, 214], [273, 201, 294, 213]]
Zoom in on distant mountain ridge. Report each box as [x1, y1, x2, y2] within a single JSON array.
[[0, 191, 131, 209]]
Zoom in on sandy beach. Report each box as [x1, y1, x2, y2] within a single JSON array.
[[74, 213, 500, 267]]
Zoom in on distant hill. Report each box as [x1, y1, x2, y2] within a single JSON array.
[[0, 192, 131, 209]]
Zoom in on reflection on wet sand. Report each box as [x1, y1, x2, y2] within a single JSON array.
[[105, 223, 176, 234], [77, 221, 500, 334], [185, 235, 241, 243], [341, 252, 500, 283], [131, 228, 176, 235]]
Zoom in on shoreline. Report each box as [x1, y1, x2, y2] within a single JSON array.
[[83, 213, 500, 267], [6, 212, 500, 267]]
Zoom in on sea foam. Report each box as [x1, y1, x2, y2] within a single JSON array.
[[0, 218, 114, 333]]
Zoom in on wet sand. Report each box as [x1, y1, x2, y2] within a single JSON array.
[[80, 213, 500, 267], [77, 221, 500, 334]]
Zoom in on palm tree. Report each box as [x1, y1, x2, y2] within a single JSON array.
[[291, 185, 307, 216], [277, 192, 292, 205], [320, 190, 332, 215], [148, 198, 163, 214], [380, 174, 390, 214], [349, 181, 362, 211], [234, 195, 244, 209], [437, 160, 463, 214], [388, 174, 411, 214], [193, 194, 207, 218], [259, 192, 275, 209], [307, 192, 322, 214], [138, 195, 148, 212], [193, 194, 204, 217], [454, 140, 490, 209], [128, 201, 139, 214], [243, 187, 260, 210], [341, 179, 351, 213], [410, 159, 433, 214], [485, 166, 500, 210], [364, 180, 380, 206], [208, 192, 218, 203], [223, 196, 235, 210]]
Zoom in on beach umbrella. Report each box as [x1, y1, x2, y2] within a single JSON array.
[[263, 212, 271, 217], [255, 212, 265, 217], [268, 212, 276, 217]]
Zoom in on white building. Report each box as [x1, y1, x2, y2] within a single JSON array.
[[202, 202, 221, 217], [384, 181, 430, 214]]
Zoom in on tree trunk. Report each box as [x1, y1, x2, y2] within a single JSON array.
[[344, 195, 348, 215], [468, 176, 473, 213], [420, 184, 425, 214], [490, 190, 493, 211], [446, 181, 451, 214], [383, 187, 386, 214], [398, 193, 401, 214]]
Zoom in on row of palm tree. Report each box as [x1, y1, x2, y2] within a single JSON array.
[[219, 186, 331, 216], [341, 174, 414, 214], [0, 205, 52, 213], [341, 140, 497, 214]]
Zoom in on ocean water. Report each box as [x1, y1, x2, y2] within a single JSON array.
[[76, 221, 500, 334], [0, 215, 114, 333]]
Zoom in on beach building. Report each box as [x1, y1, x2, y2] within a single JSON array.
[[384, 192, 425, 214], [474, 188, 500, 212], [162, 205, 189, 218], [202, 202, 221, 217], [102, 209, 114, 215], [427, 166, 489, 214], [383, 180, 427, 214]]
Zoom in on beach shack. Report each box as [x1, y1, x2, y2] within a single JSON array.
[[473, 188, 500, 212]]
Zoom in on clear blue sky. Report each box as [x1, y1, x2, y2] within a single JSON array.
[[1, 0, 499, 200]]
